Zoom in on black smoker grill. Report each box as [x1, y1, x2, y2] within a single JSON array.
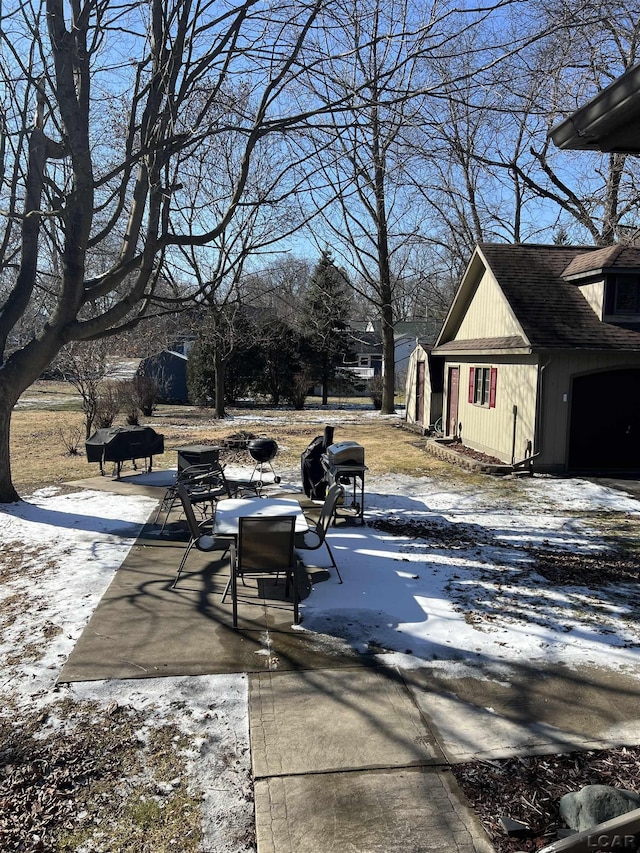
[[85, 426, 165, 478], [248, 438, 281, 489], [321, 440, 367, 523], [301, 425, 334, 501]]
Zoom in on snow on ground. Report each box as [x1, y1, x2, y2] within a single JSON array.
[[295, 472, 640, 675], [1, 468, 640, 848], [0, 487, 251, 852]]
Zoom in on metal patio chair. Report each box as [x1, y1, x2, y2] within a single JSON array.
[[221, 516, 300, 628], [294, 482, 344, 583], [172, 485, 228, 588], [155, 462, 232, 531]]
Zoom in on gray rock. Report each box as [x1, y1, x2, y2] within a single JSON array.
[[560, 784, 640, 832]]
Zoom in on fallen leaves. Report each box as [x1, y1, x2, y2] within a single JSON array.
[[0, 698, 203, 852], [527, 549, 640, 586], [452, 746, 640, 852]]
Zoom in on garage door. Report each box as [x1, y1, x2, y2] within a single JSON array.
[[568, 368, 640, 470]]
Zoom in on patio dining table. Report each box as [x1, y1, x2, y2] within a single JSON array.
[[213, 496, 308, 538]]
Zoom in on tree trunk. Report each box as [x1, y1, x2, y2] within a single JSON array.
[[602, 152, 626, 246], [0, 386, 20, 503], [322, 353, 329, 405], [213, 350, 226, 419], [372, 103, 395, 415], [380, 305, 395, 414]]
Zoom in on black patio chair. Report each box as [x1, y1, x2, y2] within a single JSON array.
[[294, 482, 344, 583], [172, 485, 229, 588], [221, 515, 300, 628], [155, 462, 232, 531]]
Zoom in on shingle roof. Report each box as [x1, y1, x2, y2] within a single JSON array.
[[562, 245, 640, 278], [434, 335, 528, 353], [476, 243, 640, 351], [345, 330, 382, 352]]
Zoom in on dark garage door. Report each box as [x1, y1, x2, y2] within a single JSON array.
[[568, 368, 640, 470]]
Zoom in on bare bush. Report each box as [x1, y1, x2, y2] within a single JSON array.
[[284, 371, 313, 410], [94, 383, 121, 429], [58, 427, 84, 456], [117, 382, 140, 426], [131, 375, 159, 418], [368, 375, 383, 410]]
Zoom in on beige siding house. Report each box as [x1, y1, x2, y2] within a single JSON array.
[[432, 243, 640, 473]]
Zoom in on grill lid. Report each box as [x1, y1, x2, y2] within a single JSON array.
[[247, 438, 278, 462], [326, 441, 365, 467]]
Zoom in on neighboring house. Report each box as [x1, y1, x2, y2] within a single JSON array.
[[138, 350, 189, 404], [432, 243, 640, 473], [343, 330, 383, 381], [342, 320, 439, 387], [169, 337, 195, 357], [404, 340, 444, 432]]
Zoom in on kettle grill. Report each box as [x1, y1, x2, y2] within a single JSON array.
[[247, 438, 281, 489]]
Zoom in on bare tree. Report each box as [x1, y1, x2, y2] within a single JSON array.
[[168, 96, 311, 418], [294, 0, 546, 413], [0, 0, 338, 501], [241, 256, 313, 325], [410, 1, 640, 253], [294, 0, 435, 412], [508, 2, 640, 245], [53, 340, 109, 438]]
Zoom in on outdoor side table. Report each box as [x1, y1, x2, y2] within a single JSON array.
[[176, 444, 221, 471]]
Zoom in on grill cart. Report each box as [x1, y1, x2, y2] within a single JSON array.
[[321, 440, 367, 523], [86, 426, 165, 478]]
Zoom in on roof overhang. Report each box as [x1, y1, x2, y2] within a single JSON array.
[[550, 64, 640, 153], [432, 336, 532, 357]]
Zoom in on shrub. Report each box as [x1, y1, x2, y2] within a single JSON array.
[[368, 374, 383, 410], [116, 374, 159, 421], [118, 381, 141, 425], [284, 370, 312, 410], [58, 426, 84, 455], [95, 382, 121, 427]]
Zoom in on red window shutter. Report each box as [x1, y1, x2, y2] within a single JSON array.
[[468, 367, 475, 403], [489, 367, 497, 408]]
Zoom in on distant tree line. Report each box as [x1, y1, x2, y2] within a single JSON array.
[[186, 252, 354, 411]]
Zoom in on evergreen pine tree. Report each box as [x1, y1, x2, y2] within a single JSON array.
[[303, 252, 352, 404]]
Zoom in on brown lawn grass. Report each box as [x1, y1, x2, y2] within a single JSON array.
[[10, 380, 452, 495]]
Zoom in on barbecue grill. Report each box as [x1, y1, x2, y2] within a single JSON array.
[[321, 440, 367, 523], [301, 425, 334, 500], [248, 438, 281, 490], [85, 426, 164, 478]]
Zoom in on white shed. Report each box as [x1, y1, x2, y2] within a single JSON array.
[[404, 341, 444, 433]]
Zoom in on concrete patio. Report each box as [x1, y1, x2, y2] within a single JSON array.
[[58, 471, 640, 853]]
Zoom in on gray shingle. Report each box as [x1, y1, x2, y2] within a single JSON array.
[[477, 243, 640, 351], [433, 335, 527, 353]]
